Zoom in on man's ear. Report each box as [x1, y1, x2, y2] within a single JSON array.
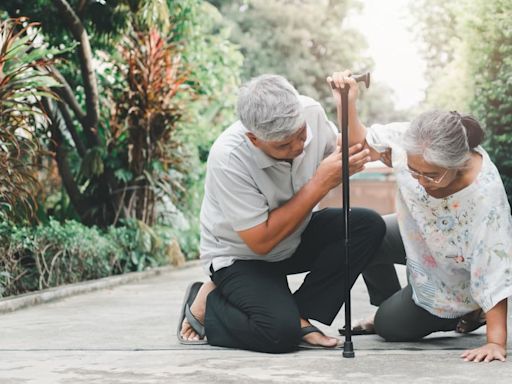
[[246, 132, 260, 147]]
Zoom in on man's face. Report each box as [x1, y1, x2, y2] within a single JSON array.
[[247, 124, 307, 161]]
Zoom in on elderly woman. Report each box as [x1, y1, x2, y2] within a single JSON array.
[[329, 71, 512, 362]]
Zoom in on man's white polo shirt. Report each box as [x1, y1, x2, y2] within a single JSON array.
[[200, 95, 337, 274]]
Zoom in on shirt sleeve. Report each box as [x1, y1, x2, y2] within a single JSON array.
[[469, 205, 512, 313], [209, 163, 269, 232], [366, 122, 409, 153], [323, 120, 338, 157], [366, 122, 410, 169]]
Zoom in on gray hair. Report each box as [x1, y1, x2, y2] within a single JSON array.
[[402, 110, 484, 168], [237, 74, 304, 141]]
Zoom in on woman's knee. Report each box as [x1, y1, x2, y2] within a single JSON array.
[[373, 292, 427, 342], [374, 305, 409, 341]]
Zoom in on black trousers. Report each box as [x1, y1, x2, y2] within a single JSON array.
[[363, 214, 461, 341], [362, 214, 406, 306], [374, 285, 459, 341], [203, 208, 386, 353]]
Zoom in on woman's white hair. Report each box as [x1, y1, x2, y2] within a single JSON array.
[[237, 74, 305, 141], [403, 110, 484, 168]]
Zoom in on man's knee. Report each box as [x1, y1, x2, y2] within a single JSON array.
[[358, 208, 386, 241], [255, 315, 302, 353]]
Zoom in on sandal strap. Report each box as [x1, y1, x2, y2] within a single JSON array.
[[301, 325, 324, 337], [185, 303, 206, 338]]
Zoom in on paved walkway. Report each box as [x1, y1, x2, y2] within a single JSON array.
[[0, 263, 511, 383]]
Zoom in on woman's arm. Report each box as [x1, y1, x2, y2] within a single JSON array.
[[327, 71, 384, 163], [461, 299, 508, 362]]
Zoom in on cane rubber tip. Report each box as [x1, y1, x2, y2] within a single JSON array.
[[343, 341, 355, 358]]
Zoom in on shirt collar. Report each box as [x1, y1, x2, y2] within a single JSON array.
[[244, 124, 314, 169]]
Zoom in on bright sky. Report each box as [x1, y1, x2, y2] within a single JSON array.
[[346, 0, 428, 109]]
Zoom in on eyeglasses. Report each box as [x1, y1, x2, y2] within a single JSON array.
[[405, 167, 449, 184]]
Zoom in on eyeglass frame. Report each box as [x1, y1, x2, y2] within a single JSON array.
[[405, 166, 450, 184]]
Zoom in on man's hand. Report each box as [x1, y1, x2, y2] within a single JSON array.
[[313, 143, 370, 192], [461, 342, 506, 363], [238, 142, 370, 255]]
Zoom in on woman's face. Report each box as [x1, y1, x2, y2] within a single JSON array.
[[406, 154, 458, 193]]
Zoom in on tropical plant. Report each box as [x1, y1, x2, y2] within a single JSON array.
[[0, 17, 60, 222], [0, 1, 243, 231], [107, 28, 189, 225]]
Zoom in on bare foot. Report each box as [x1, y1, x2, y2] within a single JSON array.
[[300, 318, 340, 348], [180, 281, 216, 341], [456, 308, 486, 334], [353, 314, 375, 333]]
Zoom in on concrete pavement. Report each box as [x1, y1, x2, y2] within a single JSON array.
[[1, 263, 511, 383]]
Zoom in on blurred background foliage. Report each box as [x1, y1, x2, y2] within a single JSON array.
[[0, 0, 510, 296], [410, 0, 512, 205]]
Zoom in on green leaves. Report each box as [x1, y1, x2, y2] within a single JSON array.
[[413, 0, 512, 206], [0, 18, 60, 223], [0, 218, 172, 298]]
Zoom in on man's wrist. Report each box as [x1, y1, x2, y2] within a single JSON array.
[[308, 174, 331, 201]]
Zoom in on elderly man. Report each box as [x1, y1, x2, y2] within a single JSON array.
[[178, 74, 385, 353]]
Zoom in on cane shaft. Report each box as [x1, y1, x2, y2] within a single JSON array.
[[339, 86, 354, 357]]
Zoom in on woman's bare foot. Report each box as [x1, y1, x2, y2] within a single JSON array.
[[456, 308, 486, 334], [300, 318, 340, 348], [353, 314, 375, 333], [180, 281, 216, 341]]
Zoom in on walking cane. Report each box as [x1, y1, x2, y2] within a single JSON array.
[[330, 72, 370, 358]]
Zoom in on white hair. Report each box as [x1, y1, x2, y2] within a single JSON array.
[[402, 110, 484, 168], [237, 74, 305, 141]]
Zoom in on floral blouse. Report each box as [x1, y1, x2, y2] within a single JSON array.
[[367, 122, 512, 318]]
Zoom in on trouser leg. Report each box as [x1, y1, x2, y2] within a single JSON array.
[[205, 260, 301, 353], [204, 207, 385, 352], [374, 285, 459, 341], [362, 214, 407, 306], [277, 207, 386, 324]]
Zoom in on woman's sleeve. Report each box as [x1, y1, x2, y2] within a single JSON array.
[[366, 122, 410, 153]]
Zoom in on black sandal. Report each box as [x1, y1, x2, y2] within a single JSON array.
[[177, 281, 208, 345]]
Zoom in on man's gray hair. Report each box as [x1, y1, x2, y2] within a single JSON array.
[[402, 110, 483, 168], [237, 74, 305, 141]]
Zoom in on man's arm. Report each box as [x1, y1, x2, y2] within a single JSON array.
[[238, 143, 369, 255]]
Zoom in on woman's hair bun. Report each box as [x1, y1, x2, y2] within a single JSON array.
[[461, 114, 484, 148]]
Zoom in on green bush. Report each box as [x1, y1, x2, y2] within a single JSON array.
[[0, 219, 173, 298], [465, 0, 512, 205]]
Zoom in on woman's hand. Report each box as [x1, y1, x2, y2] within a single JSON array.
[[380, 148, 393, 168], [462, 299, 508, 362], [326, 70, 359, 105], [461, 342, 506, 362]]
